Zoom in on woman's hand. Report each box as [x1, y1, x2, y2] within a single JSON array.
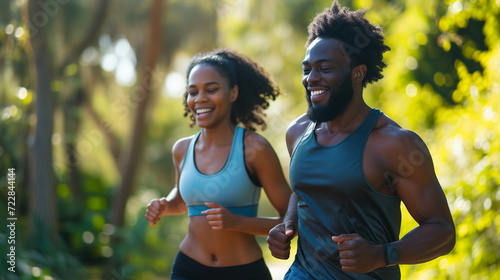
[[202, 202, 240, 231], [145, 197, 167, 226]]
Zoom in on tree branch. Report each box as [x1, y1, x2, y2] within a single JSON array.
[[57, 0, 110, 76], [82, 95, 121, 167], [111, 0, 164, 228]]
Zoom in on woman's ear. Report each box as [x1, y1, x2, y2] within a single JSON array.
[[351, 64, 367, 84], [230, 85, 239, 102]]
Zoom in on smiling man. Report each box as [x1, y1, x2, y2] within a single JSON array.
[[266, 1, 456, 279]]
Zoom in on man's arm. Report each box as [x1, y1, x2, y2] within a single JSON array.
[[387, 129, 455, 264], [332, 127, 455, 273]]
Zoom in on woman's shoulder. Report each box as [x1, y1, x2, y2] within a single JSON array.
[[242, 128, 282, 174], [172, 135, 196, 162], [242, 129, 273, 153]]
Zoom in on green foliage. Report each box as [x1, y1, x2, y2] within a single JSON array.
[[1, 0, 499, 279]]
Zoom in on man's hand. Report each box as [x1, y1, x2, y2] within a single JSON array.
[[145, 197, 167, 226], [332, 233, 385, 273], [202, 202, 239, 231], [266, 220, 296, 259]]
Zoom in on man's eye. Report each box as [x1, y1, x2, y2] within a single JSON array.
[[303, 68, 311, 74]]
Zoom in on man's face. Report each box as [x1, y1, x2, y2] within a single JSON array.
[[302, 38, 353, 122]]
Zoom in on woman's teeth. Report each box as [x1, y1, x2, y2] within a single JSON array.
[[196, 108, 213, 114]]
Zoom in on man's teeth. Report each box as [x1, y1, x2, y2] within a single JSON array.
[[311, 90, 326, 96], [196, 108, 213, 114]]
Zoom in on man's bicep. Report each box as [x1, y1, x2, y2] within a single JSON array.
[[397, 174, 449, 224], [393, 151, 451, 225], [388, 131, 450, 224]]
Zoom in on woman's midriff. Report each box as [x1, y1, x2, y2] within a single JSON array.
[[178, 216, 263, 267]]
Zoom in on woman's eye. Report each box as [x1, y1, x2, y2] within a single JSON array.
[[302, 68, 311, 74], [188, 91, 197, 96], [207, 88, 218, 93]]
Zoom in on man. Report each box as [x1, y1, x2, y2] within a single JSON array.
[[266, 1, 456, 279]]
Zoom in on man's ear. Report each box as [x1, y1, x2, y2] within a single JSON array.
[[230, 85, 239, 102], [351, 64, 367, 84]]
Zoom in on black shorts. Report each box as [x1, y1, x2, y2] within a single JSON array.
[[171, 251, 273, 280]]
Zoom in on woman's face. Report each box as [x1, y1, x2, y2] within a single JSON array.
[[186, 64, 238, 128]]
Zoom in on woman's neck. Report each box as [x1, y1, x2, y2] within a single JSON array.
[[198, 122, 236, 147]]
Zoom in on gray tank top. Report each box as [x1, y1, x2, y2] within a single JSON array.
[[289, 109, 402, 279]]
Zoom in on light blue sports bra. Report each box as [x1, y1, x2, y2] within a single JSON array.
[[179, 126, 262, 216]]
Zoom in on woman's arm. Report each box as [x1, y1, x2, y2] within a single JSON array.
[[202, 132, 292, 236], [145, 137, 191, 225]]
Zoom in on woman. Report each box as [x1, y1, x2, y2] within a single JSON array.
[[145, 49, 292, 280]]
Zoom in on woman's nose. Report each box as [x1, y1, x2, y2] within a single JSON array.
[[195, 91, 208, 103]]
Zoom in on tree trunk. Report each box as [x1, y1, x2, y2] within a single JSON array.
[[57, 0, 110, 200], [111, 0, 164, 228], [27, 0, 56, 245], [63, 87, 84, 202]]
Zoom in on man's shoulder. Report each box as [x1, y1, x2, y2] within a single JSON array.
[[285, 114, 311, 156], [287, 113, 311, 138], [371, 114, 427, 154]]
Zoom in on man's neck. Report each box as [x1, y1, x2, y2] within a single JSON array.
[[321, 101, 371, 134]]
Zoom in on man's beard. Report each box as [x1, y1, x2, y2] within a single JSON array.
[[306, 73, 354, 123]]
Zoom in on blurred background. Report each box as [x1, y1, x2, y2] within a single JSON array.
[[0, 0, 499, 279]]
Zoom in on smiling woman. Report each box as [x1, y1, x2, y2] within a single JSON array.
[[145, 49, 292, 280], [182, 49, 281, 131], [186, 64, 237, 129]]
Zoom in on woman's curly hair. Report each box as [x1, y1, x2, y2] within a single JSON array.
[[307, 1, 390, 87], [183, 49, 280, 131]]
